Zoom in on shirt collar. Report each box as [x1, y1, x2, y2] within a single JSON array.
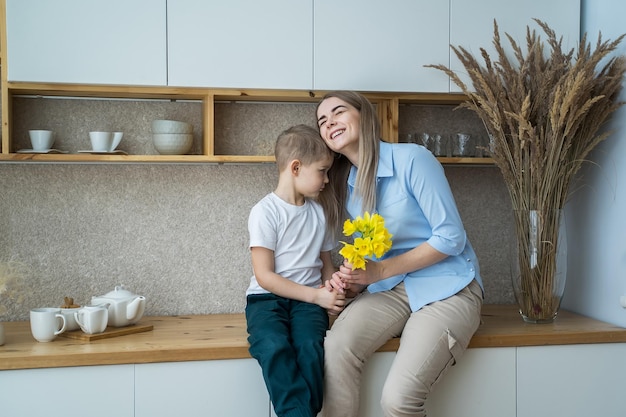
[[377, 141, 394, 178], [349, 140, 394, 186]]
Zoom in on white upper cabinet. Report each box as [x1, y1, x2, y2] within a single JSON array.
[[314, 0, 450, 93], [4, 0, 581, 92], [5, 0, 167, 86], [449, 0, 581, 92], [167, 0, 313, 89]]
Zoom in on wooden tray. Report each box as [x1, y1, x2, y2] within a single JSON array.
[[59, 322, 154, 341]]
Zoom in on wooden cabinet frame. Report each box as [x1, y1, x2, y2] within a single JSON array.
[[0, 82, 492, 164]]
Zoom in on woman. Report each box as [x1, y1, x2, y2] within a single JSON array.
[[316, 91, 484, 417]]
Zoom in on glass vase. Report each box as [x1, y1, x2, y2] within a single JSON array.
[[510, 209, 567, 323]]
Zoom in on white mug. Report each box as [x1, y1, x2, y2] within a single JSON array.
[[29, 130, 55, 151], [75, 305, 108, 334], [30, 308, 67, 342]]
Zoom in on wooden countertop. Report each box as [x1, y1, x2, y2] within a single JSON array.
[[2, 304, 626, 371]]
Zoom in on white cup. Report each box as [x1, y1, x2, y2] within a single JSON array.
[[30, 308, 67, 342], [61, 307, 81, 331], [89, 131, 123, 152], [74, 305, 108, 334], [110, 131, 123, 151], [89, 131, 113, 152], [29, 130, 55, 151]]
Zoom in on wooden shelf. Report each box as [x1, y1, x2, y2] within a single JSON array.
[[0, 153, 491, 165], [1, 81, 493, 165]]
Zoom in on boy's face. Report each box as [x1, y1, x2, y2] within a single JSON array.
[[295, 154, 333, 199]]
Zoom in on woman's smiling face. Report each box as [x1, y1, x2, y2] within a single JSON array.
[[316, 96, 361, 158]]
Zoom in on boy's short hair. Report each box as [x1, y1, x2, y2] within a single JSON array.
[[275, 124, 333, 171]]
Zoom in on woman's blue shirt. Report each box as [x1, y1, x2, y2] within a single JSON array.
[[345, 141, 483, 311]]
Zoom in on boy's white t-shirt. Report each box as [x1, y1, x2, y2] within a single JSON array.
[[246, 192, 335, 296]]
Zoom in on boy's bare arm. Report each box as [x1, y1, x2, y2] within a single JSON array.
[[251, 247, 345, 312]]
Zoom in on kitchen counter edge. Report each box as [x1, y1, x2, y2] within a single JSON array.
[[2, 304, 626, 370]]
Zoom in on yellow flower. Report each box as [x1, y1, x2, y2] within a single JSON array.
[[339, 212, 393, 270], [342, 218, 357, 236]]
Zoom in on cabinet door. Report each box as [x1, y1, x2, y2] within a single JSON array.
[[167, 0, 313, 89], [314, 0, 450, 93], [135, 359, 271, 417], [0, 365, 135, 417], [5, 0, 167, 85], [517, 343, 626, 417], [449, 0, 580, 92], [358, 348, 516, 417]]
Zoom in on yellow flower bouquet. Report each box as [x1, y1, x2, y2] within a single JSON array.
[[339, 212, 393, 270]]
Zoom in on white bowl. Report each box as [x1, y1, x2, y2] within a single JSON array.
[[151, 119, 193, 134], [153, 133, 193, 155]]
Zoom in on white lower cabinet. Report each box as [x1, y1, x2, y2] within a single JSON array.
[[517, 343, 626, 417], [2, 343, 624, 417], [360, 348, 516, 417], [427, 348, 517, 417], [135, 358, 270, 417], [0, 364, 135, 417]]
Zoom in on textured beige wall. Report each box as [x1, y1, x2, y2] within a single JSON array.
[[0, 98, 515, 321]]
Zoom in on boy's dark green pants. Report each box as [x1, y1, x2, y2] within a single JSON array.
[[246, 294, 329, 417]]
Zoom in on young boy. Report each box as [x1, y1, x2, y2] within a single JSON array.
[[245, 124, 346, 417]]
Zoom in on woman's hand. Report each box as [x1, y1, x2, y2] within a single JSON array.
[[337, 259, 383, 287], [323, 260, 374, 297]]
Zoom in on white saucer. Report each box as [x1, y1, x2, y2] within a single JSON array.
[[77, 150, 128, 155], [16, 149, 68, 154]]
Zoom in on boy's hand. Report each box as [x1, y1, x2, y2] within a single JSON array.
[[315, 286, 346, 315]]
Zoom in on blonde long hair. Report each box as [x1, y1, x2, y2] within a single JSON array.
[[316, 91, 380, 234]]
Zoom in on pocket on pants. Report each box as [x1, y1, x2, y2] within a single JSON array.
[[420, 329, 461, 390], [447, 329, 465, 365]]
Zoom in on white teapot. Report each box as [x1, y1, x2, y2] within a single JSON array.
[[91, 285, 146, 327]]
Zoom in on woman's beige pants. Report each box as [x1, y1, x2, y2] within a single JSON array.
[[320, 279, 483, 417]]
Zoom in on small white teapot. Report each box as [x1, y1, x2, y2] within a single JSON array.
[[91, 285, 146, 327]]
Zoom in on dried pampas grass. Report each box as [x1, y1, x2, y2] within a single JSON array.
[[428, 19, 626, 322], [428, 18, 625, 212], [0, 260, 29, 318]]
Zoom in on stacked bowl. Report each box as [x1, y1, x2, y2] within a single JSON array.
[[151, 120, 193, 155]]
